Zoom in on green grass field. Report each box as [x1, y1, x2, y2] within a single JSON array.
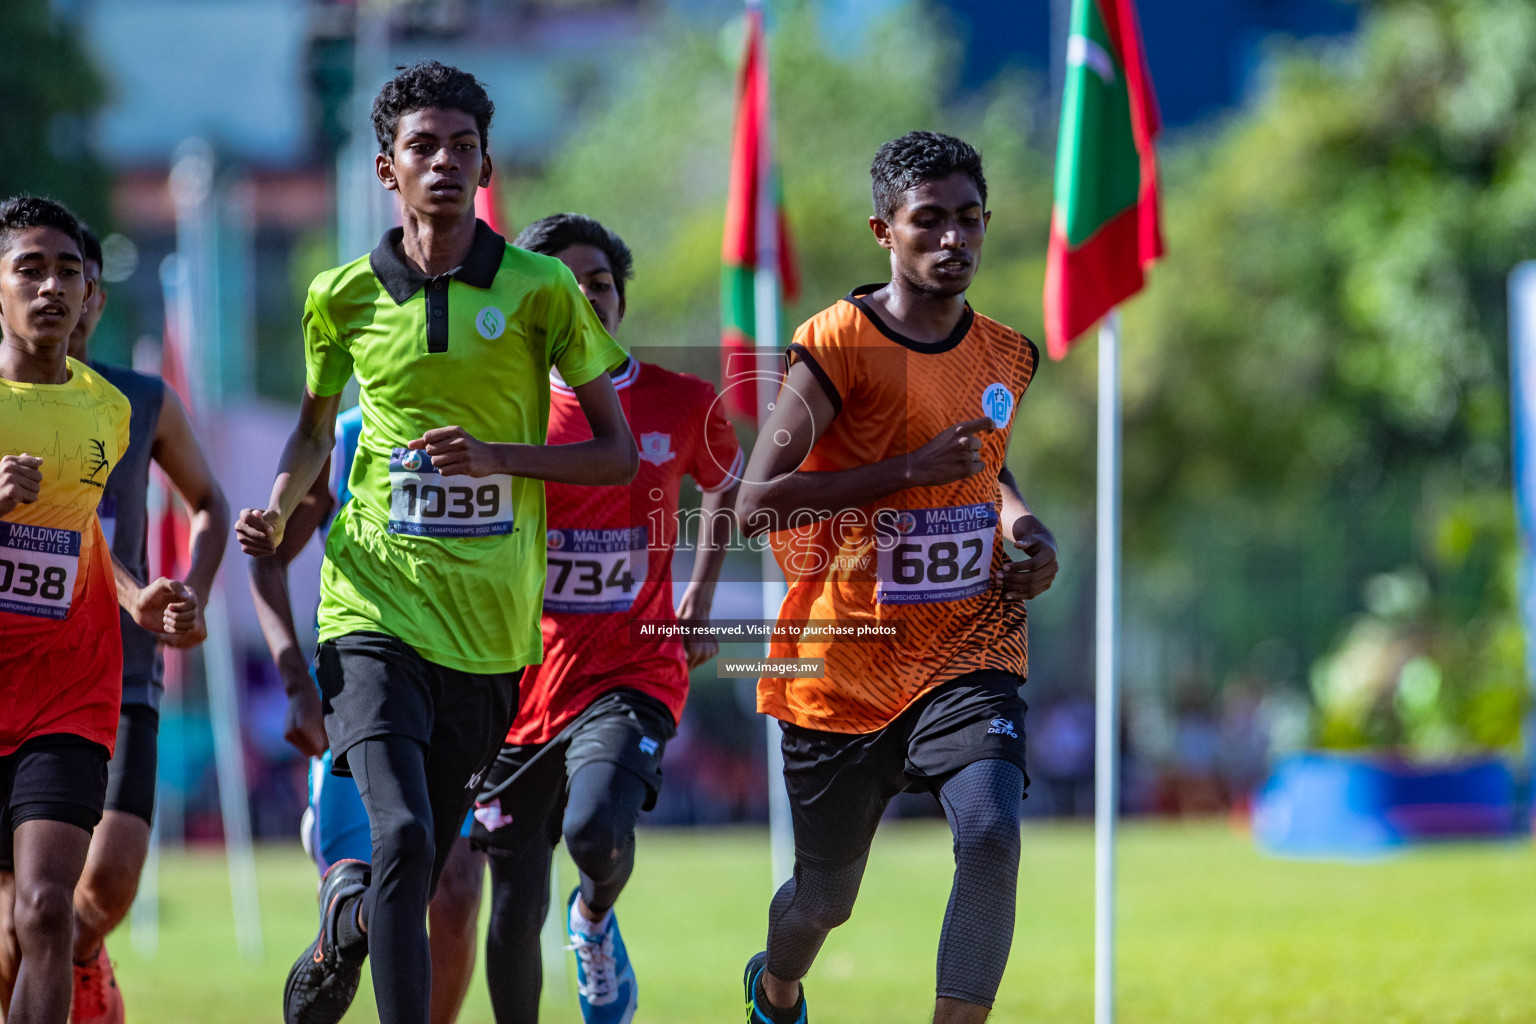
[[101, 821, 1536, 1023]]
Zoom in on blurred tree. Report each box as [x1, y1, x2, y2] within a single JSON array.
[[0, 1, 111, 227], [1129, 0, 1534, 752]]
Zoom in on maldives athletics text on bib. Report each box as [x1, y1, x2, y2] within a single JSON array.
[[0, 521, 80, 620], [874, 503, 997, 605], [543, 526, 647, 613], [387, 448, 514, 538]]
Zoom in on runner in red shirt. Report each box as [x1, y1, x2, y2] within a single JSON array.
[[0, 195, 196, 1024], [470, 214, 740, 1024]]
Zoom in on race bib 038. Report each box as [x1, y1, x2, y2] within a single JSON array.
[[875, 503, 996, 605], [544, 526, 647, 613], [388, 448, 514, 538], [0, 521, 80, 620]]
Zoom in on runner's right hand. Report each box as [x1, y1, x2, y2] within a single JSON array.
[[0, 453, 42, 517], [134, 578, 198, 635], [236, 507, 284, 556], [282, 681, 328, 758], [904, 418, 994, 488]]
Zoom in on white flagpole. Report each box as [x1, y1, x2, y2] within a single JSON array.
[[169, 142, 263, 961], [748, 0, 795, 891], [1094, 308, 1122, 1024]]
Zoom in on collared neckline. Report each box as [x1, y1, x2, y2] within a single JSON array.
[[369, 218, 505, 304], [843, 283, 974, 354]]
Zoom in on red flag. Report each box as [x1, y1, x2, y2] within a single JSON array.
[[476, 172, 506, 236], [155, 269, 194, 583], [1043, 0, 1163, 358], [721, 3, 799, 419]]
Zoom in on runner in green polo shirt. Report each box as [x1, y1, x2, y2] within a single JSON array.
[[235, 62, 637, 1024]]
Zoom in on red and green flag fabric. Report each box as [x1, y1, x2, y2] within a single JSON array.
[[721, 1, 799, 419], [475, 172, 506, 236], [1043, 0, 1163, 359]]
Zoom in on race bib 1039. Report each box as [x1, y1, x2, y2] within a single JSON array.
[[387, 448, 514, 538], [875, 503, 996, 605], [544, 526, 648, 613], [0, 521, 80, 620]]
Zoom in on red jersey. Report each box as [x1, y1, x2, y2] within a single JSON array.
[[1, 359, 131, 755], [509, 359, 742, 744]]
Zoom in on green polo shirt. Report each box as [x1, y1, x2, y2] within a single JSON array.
[[304, 220, 626, 673]]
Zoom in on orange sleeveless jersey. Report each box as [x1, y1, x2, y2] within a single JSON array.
[[0, 358, 131, 755], [759, 286, 1039, 734]]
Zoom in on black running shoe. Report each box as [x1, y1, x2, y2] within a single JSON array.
[[283, 858, 370, 1024], [743, 951, 807, 1024]]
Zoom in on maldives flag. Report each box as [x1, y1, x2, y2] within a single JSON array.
[[1043, 0, 1163, 359], [721, 0, 799, 419], [475, 171, 506, 235]]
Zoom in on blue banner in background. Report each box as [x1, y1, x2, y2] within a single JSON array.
[[1507, 264, 1536, 790]]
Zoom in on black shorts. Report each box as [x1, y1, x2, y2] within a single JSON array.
[[314, 631, 520, 778], [0, 706, 155, 871], [0, 734, 110, 861], [781, 670, 1029, 868], [104, 704, 160, 824], [469, 688, 676, 855]]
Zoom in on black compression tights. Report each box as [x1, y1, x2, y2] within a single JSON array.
[[483, 762, 650, 1024], [765, 759, 1025, 1008], [346, 734, 477, 1024]]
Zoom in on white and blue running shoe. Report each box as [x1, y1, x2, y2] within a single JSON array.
[[566, 889, 638, 1024]]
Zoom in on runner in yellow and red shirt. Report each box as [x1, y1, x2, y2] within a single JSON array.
[[736, 133, 1060, 1024], [470, 214, 740, 1024], [0, 196, 195, 1024]]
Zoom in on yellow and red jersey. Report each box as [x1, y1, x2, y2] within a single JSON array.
[[509, 360, 742, 745], [0, 357, 131, 754], [760, 286, 1039, 734]]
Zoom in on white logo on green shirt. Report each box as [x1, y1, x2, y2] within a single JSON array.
[[476, 306, 506, 340]]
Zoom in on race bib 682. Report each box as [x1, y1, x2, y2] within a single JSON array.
[[875, 503, 996, 605]]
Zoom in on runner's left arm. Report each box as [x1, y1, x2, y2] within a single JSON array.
[[111, 551, 199, 635], [150, 384, 231, 648], [248, 466, 334, 758], [677, 481, 739, 669], [236, 387, 342, 557], [409, 372, 639, 485], [994, 466, 1058, 601]]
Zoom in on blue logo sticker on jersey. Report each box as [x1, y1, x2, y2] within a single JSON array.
[[982, 383, 1015, 429]]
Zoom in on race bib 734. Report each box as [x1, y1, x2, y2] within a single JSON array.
[[544, 526, 647, 613], [388, 448, 514, 537], [0, 521, 80, 619], [875, 503, 996, 605]]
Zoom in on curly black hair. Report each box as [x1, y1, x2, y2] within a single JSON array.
[[0, 195, 85, 258], [371, 60, 495, 154], [870, 131, 987, 222], [514, 213, 635, 300]]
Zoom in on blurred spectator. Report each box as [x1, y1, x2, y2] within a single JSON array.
[[1031, 695, 1096, 817]]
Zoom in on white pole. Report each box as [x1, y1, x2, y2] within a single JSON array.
[[1094, 309, 1122, 1024], [169, 143, 263, 961], [204, 588, 264, 959], [749, 0, 795, 891]]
